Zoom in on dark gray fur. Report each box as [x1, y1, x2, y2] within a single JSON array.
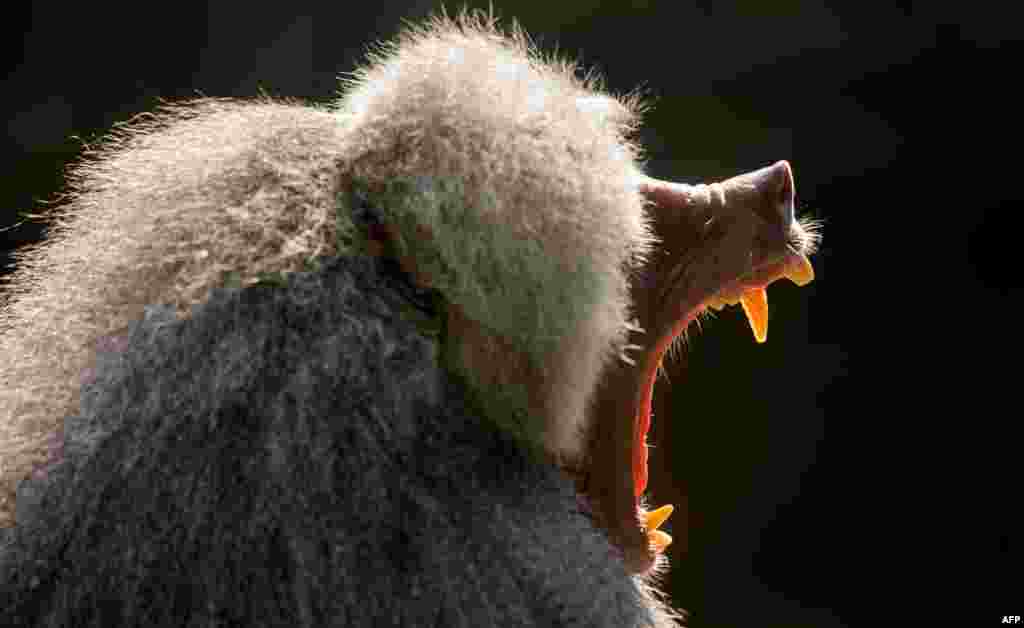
[[0, 256, 660, 627]]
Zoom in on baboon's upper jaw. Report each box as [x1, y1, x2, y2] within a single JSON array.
[[583, 160, 818, 575], [639, 160, 816, 347]]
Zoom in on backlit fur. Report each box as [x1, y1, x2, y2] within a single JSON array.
[[0, 11, 653, 527]]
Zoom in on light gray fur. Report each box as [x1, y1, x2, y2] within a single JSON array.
[[0, 11, 655, 527]]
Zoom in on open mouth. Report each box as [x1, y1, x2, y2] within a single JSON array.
[[581, 161, 820, 575]]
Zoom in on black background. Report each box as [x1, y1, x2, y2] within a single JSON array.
[[2, 2, 1018, 626]]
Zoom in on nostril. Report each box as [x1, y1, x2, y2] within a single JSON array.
[[745, 160, 795, 237], [776, 160, 796, 230]]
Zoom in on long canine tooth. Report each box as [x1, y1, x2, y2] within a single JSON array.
[[785, 255, 815, 287], [643, 504, 674, 532], [739, 288, 769, 343], [648, 530, 673, 553]]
